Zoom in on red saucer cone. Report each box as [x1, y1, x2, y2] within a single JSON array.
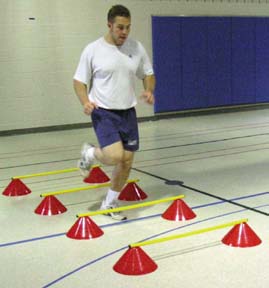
[[83, 166, 110, 184], [162, 199, 196, 221], [113, 247, 158, 275], [118, 182, 148, 201], [2, 179, 31, 197], [34, 196, 67, 216], [222, 222, 262, 248], [66, 216, 104, 240]]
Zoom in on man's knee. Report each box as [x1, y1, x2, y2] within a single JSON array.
[[99, 143, 135, 166], [121, 151, 134, 168], [105, 150, 124, 165]]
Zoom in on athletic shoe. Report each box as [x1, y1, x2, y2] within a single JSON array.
[[100, 200, 127, 221], [77, 143, 95, 178]]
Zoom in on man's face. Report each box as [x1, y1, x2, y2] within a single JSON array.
[[108, 16, 131, 46]]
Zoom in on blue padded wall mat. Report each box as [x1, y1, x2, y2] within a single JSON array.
[[152, 16, 269, 113]]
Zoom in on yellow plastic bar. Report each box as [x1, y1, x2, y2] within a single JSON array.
[[130, 218, 248, 248], [13, 165, 102, 179], [77, 195, 185, 218], [40, 179, 139, 197]]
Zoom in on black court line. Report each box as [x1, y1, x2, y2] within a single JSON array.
[[142, 132, 269, 152], [1, 122, 268, 159], [1, 132, 269, 170], [0, 140, 265, 182], [2, 143, 269, 173], [135, 145, 269, 169], [132, 167, 269, 217], [1, 140, 269, 184], [141, 122, 269, 141]]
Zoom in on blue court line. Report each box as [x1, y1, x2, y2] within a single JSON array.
[[0, 191, 268, 248], [42, 202, 269, 288], [42, 246, 128, 288]]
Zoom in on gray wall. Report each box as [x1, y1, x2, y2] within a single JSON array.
[[1, 0, 269, 132]]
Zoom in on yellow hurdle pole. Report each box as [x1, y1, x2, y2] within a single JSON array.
[[130, 218, 248, 248], [77, 195, 185, 218], [13, 165, 102, 180], [40, 179, 140, 197]]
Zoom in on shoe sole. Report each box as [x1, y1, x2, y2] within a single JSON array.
[[104, 213, 127, 221], [77, 160, 92, 178]]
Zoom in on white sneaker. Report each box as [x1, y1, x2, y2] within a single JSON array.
[[100, 200, 127, 221], [77, 143, 95, 178]]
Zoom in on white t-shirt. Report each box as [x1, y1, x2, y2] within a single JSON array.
[[73, 37, 154, 109]]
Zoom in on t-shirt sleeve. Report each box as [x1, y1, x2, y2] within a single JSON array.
[[136, 42, 154, 80], [73, 46, 92, 85]]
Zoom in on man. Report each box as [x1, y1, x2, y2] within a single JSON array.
[[73, 5, 155, 220]]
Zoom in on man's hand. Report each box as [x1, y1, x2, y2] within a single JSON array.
[[140, 90, 155, 105], [83, 101, 98, 115]]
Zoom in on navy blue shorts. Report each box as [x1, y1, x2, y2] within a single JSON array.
[[91, 107, 139, 151]]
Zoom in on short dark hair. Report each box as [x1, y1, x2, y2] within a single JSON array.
[[107, 5, 130, 22]]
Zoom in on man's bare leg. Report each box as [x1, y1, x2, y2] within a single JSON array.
[[87, 142, 135, 220]]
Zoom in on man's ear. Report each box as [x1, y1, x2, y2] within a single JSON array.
[[107, 22, 112, 29]]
